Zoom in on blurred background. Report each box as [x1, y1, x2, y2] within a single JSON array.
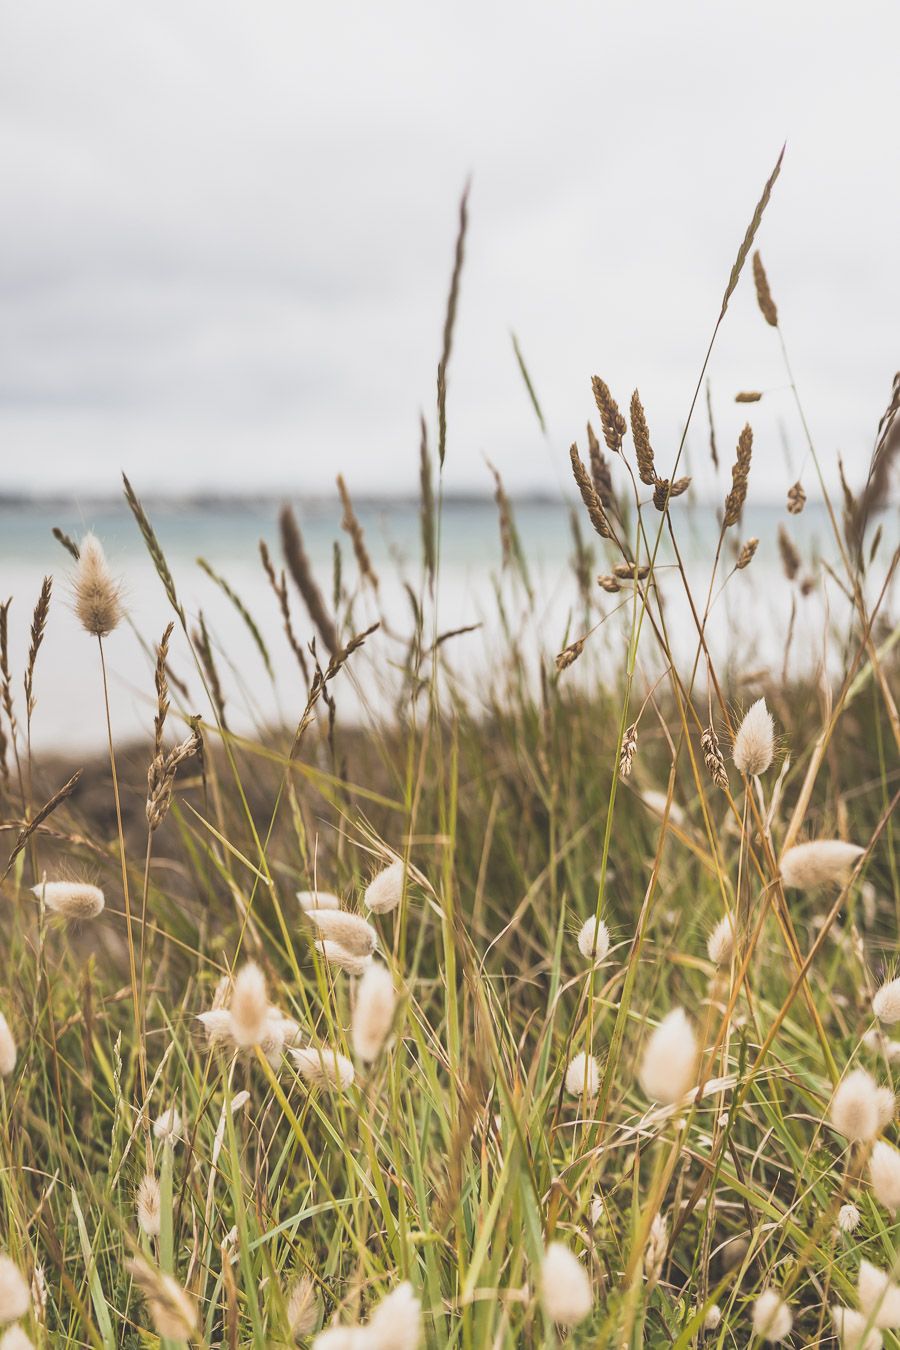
[[0, 1, 896, 748]]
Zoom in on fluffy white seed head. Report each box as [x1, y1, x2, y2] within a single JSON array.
[[577, 917, 610, 964], [291, 1046, 355, 1091], [366, 1280, 421, 1350], [752, 1289, 792, 1342], [364, 860, 405, 915], [286, 1274, 319, 1338], [837, 1202, 861, 1233], [732, 697, 775, 776], [0, 1328, 35, 1350], [73, 532, 123, 637], [312, 1330, 363, 1350], [0, 1014, 16, 1077], [0, 1256, 30, 1324], [780, 840, 864, 890], [707, 914, 735, 966], [308, 910, 377, 958], [704, 1304, 722, 1332], [830, 1069, 883, 1142], [152, 1105, 182, 1145], [196, 1009, 235, 1050], [870, 1141, 900, 1213], [643, 1212, 667, 1286], [230, 962, 269, 1047], [297, 888, 342, 912], [128, 1261, 197, 1341], [136, 1172, 161, 1237], [876, 1087, 896, 1131], [564, 1051, 600, 1100], [831, 1305, 884, 1350], [858, 1259, 900, 1329], [32, 881, 104, 920], [315, 941, 374, 976], [352, 963, 397, 1063], [638, 1008, 698, 1104], [540, 1242, 592, 1327], [873, 978, 900, 1025]]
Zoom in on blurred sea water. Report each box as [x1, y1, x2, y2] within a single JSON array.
[[0, 494, 868, 753]]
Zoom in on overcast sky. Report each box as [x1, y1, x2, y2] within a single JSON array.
[[0, 1, 897, 500]]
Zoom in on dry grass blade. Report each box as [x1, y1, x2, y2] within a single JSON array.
[[122, 473, 184, 620], [719, 144, 784, 319], [25, 576, 52, 717], [279, 504, 338, 655], [511, 331, 547, 434], [587, 422, 615, 509], [197, 557, 274, 679], [259, 539, 309, 681], [336, 474, 379, 592], [419, 414, 436, 589], [436, 181, 470, 468], [852, 370, 900, 550], [4, 769, 81, 878], [705, 379, 719, 470], [51, 527, 80, 561], [193, 611, 228, 731]]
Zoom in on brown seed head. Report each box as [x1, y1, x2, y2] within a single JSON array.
[[629, 391, 657, 485], [591, 377, 627, 455], [724, 424, 753, 527], [752, 250, 778, 327]]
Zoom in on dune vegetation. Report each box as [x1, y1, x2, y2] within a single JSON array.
[[0, 154, 898, 1348]]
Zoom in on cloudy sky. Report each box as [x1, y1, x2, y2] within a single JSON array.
[[0, 1, 897, 500]]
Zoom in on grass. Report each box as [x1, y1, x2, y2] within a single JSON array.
[[0, 161, 898, 1348]]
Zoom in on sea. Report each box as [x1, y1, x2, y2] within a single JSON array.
[[0, 494, 873, 754]]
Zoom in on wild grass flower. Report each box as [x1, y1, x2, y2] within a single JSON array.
[[701, 725, 729, 790], [876, 1087, 896, 1130], [127, 1259, 197, 1341], [869, 1141, 900, 1212], [29, 1267, 45, 1324], [858, 1259, 900, 1328], [0, 1014, 15, 1077], [704, 1304, 722, 1331], [0, 1257, 30, 1324], [576, 916, 610, 964], [136, 1172, 161, 1237], [286, 1274, 319, 1339], [291, 1046, 355, 1091], [838, 1202, 861, 1233], [152, 1104, 182, 1144], [366, 1280, 422, 1349], [638, 1008, 698, 1104], [830, 1069, 885, 1142], [196, 1008, 235, 1049], [540, 1242, 592, 1327], [32, 881, 104, 920], [752, 1289, 792, 1342], [780, 840, 864, 890], [0, 1328, 34, 1350], [831, 1306, 884, 1349], [364, 859, 405, 915], [307, 910, 377, 958], [873, 977, 900, 1024], [565, 1051, 600, 1099], [230, 961, 269, 1047], [589, 1194, 604, 1225], [312, 1328, 361, 1348], [73, 532, 123, 637], [315, 941, 374, 975], [732, 697, 774, 776], [643, 1212, 667, 1287], [707, 913, 735, 966], [297, 889, 342, 911], [352, 963, 396, 1062]]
